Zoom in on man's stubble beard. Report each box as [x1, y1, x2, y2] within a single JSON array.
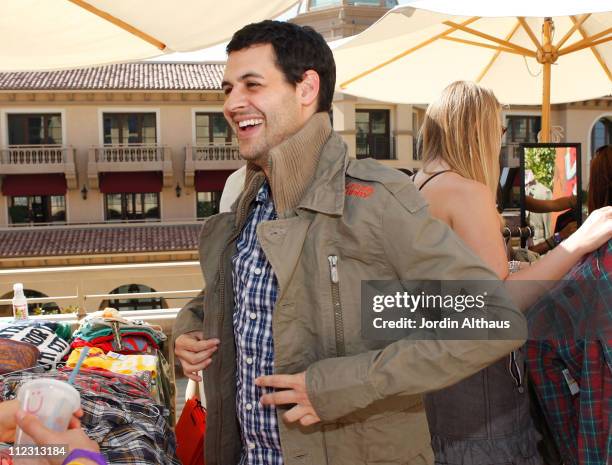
[[238, 113, 299, 169]]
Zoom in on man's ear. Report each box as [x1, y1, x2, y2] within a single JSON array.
[[297, 70, 320, 108]]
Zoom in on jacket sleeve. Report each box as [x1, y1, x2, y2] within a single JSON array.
[[306, 185, 527, 422], [173, 289, 205, 344]]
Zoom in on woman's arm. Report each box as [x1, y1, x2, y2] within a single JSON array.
[[449, 188, 612, 308], [509, 207, 612, 282], [525, 195, 576, 213]]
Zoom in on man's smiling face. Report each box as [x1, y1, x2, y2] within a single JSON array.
[[222, 44, 306, 169]]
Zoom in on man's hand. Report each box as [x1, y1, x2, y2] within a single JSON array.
[[174, 330, 219, 382], [15, 410, 97, 465], [256, 372, 321, 427], [0, 400, 82, 443]]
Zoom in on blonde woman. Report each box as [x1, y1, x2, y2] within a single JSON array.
[[413, 81, 612, 464]]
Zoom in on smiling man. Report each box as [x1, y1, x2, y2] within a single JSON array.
[[173, 20, 525, 465]]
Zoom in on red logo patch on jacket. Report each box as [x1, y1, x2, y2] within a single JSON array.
[[345, 182, 374, 198]]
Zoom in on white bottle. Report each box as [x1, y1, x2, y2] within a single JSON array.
[[12, 283, 28, 320]]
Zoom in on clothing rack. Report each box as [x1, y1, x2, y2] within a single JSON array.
[[503, 225, 535, 240]]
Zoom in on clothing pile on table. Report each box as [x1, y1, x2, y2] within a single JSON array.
[[0, 308, 179, 465], [0, 368, 180, 465], [71, 308, 166, 354], [0, 320, 71, 368]]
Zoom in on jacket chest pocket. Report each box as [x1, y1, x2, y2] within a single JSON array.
[[327, 255, 345, 357]]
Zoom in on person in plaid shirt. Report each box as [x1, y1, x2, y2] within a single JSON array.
[[527, 145, 612, 465]]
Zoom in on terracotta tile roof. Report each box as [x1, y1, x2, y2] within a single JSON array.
[[0, 63, 224, 91], [0, 224, 202, 258]]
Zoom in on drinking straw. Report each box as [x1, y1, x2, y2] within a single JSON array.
[[67, 347, 90, 385]]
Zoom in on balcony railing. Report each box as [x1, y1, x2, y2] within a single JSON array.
[[191, 144, 241, 162], [93, 144, 167, 163], [0, 145, 72, 165]]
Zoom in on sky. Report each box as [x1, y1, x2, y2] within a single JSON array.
[[148, 0, 415, 63]]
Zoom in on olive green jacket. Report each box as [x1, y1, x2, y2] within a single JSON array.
[[174, 130, 526, 465]]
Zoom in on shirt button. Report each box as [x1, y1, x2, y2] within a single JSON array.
[[249, 312, 257, 320], [246, 357, 253, 365], [254, 267, 262, 275], [246, 403, 253, 411], [248, 442, 256, 450]]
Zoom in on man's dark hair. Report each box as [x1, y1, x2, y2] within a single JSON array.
[[227, 20, 336, 113]]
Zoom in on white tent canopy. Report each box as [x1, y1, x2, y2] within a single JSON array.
[[334, 1, 612, 140], [335, 3, 612, 105], [399, 0, 612, 18], [0, 0, 299, 71]]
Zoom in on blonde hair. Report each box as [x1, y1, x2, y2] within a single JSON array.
[[420, 81, 502, 199]]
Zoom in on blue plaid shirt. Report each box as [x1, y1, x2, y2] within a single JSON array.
[[232, 181, 283, 465]]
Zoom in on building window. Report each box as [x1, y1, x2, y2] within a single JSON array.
[[310, 0, 341, 9], [103, 284, 166, 311], [356, 109, 392, 160], [103, 113, 156, 144], [8, 195, 65, 224], [197, 191, 222, 218], [104, 193, 160, 220], [591, 116, 612, 157], [8, 113, 62, 145], [504, 115, 541, 144], [195, 113, 235, 145], [309, 0, 396, 7]]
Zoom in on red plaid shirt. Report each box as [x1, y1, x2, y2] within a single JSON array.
[[526, 240, 612, 465]]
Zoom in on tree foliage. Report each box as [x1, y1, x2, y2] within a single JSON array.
[[525, 147, 556, 190]]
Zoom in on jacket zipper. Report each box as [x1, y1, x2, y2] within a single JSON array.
[[328, 255, 345, 357], [508, 351, 524, 393], [214, 217, 244, 463]]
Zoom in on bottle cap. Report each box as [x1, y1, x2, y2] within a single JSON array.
[[13, 283, 23, 292]]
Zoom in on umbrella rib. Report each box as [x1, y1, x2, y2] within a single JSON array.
[[559, 27, 612, 56], [570, 16, 611, 82], [339, 17, 480, 89], [476, 20, 521, 83], [517, 18, 542, 52], [441, 37, 524, 56], [67, 0, 167, 51], [556, 14, 591, 50], [443, 21, 535, 57]]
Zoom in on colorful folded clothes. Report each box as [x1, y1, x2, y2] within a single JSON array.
[[74, 324, 165, 343], [72, 334, 158, 354], [0, 321, 70, 369], [72, 308, 166, 347], [67, 347, 158, 377]]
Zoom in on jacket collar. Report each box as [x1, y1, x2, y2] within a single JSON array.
[[234, 116, 348, 227], [296, 131, 348, 217]]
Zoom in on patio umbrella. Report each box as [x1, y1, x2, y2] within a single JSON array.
[[0, 0, 299, 72], [334, 0, 612, 141]]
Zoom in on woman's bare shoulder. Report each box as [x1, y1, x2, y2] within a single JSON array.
[[426, 172, 493, 205]]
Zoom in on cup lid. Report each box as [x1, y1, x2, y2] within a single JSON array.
[[17, 378, 80, 412]]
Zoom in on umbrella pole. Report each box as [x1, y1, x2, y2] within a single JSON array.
[[542, 62, 551, 143], [540, 18, 554, 143]]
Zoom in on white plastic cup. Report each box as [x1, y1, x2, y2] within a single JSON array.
[[14, 379, 81, 446]]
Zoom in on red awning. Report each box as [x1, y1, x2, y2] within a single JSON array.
[[195, 170, 234, 192], [99, 172, 163, 194], [1, 173, 67, 196]]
